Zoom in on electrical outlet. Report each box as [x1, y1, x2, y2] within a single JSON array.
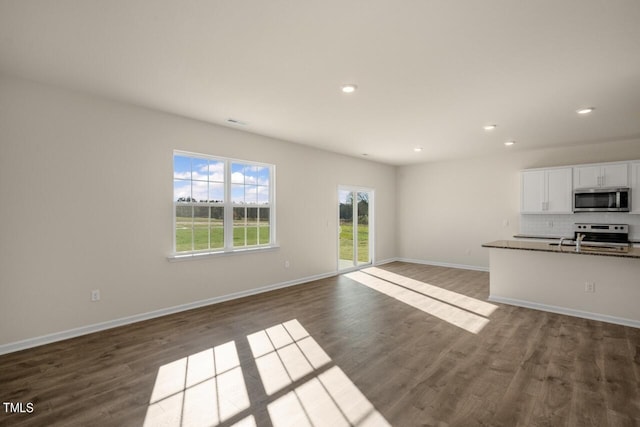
[[284, 260, 290, 269], [91, 289, 101, 301], [584, 282, 595, 293]]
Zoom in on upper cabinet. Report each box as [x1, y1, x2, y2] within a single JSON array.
[[522, 160, 638, 215], [573, 163, 628, 189], [631, 162, 640, 215], [521, 168, 573, 214]]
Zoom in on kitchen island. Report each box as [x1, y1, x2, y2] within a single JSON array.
[[482, 240, 640, 327]]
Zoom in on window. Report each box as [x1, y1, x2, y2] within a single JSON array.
[[173, 151, 274, 256]]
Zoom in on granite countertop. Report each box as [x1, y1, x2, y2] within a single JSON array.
[[483, 240, 640, 259]]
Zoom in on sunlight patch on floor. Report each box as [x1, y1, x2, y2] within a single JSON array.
[[253, 320, 390, 427], [345, 270, 491, 334], [363, 267, 498, 317], [247, 319, 332, 395], [144, 319, 390, 426], [269, 367, 384, 427], [144, 342, 250, 427]]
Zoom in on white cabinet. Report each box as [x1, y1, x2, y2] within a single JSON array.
[[573, 163, 628, 188], [521, 168, 572, 214], [631, 162, 640, 214], [521, 170, 545, 213]]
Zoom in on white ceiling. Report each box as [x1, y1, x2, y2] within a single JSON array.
[[1, 0, 639, 165]]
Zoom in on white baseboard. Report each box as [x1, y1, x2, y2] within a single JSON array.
[[397, 257, 489, 272], [0, 271, 337, 356], [374, 257, 400, 266], [489, 295, 640, 329]]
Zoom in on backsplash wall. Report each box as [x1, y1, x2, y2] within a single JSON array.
[[520, 213, 640, 241]]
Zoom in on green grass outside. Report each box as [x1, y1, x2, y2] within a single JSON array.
[[339, 223, 370, 263], [175, 217, 269, 252], [176, 218, 369, 259]]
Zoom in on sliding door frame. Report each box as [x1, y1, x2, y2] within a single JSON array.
[[337, 185, 375, 272]]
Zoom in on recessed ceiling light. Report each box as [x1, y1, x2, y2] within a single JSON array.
[[341, 84, 358, 93], [414, 147, 424, 152], [576, 107, 594, 115], [504, 141, 515, 146], [483, 124, 497, 131]]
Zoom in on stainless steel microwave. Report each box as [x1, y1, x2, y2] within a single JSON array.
[[573, 187, 630, 212]]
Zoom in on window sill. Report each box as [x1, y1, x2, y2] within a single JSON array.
[[167, 245, 280, 262]]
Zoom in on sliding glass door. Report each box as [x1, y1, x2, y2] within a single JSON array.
[[338, 187, 373, 271]]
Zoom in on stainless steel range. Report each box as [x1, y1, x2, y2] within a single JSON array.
[[574, 223, 631, 252]]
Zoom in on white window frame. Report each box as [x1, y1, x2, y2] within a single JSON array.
[[170, 150, 276, 259]]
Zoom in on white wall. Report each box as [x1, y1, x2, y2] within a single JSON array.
[[396, 140, 640, 269], [3, 72, 640, 349], [0, 75, 397, 347]]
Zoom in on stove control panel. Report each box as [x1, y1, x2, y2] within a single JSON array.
[[574, 223, 628, 233]]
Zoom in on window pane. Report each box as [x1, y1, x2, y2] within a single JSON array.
[[246, 208, 258, 246], [174, 155, 192, 180], [357, 220, 369, 263], [258, 226, 270, 244], [193, 206, 210, 250], [258, 207, 270, 245], [174, 179, 192, 202], [233, 207, 246, 247], [192, 181, 208, 202], [210, 207, 224, 249], [231, 163, 245, 184], [339, 191, 354, 264], [175, 205, 194, 252], [247, 207, 257, 221], [244, 165, 258, 185], [209, 182, 224, 203], [209, 160, 225, 183], [246, 226, 258, 246], [245, 186, 258, 204], [256, 166, 270, 186], [258, 208, 270, 226], [232, 184, 244, 204], [257, 186, 270, 204], [233, 227, 245, 247], [357, 192, 369, 263], [192, 158, 209, 181]]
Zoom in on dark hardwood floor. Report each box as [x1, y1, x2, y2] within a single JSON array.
[[1, 262, 639, 426]]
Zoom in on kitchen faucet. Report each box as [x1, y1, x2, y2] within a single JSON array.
[[576, 233, 585, 252]]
